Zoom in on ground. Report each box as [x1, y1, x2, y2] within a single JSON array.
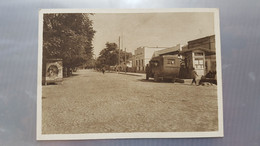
[[42, 69, 218, 134]]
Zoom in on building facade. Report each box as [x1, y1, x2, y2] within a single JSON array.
[[131, 35, 216, 76], [132, 47, 166, 72], [180, 35, 216, 78]]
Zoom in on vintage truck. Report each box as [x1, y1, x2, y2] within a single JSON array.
[[146, 55, 181, 82]]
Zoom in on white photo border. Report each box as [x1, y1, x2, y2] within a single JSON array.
[[37, 8, 223, 140]]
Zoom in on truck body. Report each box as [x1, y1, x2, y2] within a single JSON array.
[[146, 55, 180, 82]]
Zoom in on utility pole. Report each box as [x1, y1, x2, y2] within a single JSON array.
[[118, 36, 120, 66], [125, 47, 127, 73], [121, 35, 124, 73]]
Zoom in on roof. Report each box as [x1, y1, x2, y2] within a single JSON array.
[[188, 35, 215, 44], [153, 44, 181, 57], [179, 47, 215, 55]]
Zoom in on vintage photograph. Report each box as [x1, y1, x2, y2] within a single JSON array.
[[37, 9, 223, 140]]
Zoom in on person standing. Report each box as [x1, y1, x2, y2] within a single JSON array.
[[191, 67, 198, 85], [145, 64, 150, 80]]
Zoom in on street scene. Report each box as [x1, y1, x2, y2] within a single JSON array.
[[42, 69, 218, 134], [40, 10, 221, 135]]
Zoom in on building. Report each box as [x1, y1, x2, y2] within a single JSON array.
[[132, 46, 166, 72], [180, 35, 216, 78], [116, 60, 133, 72], [131, 35, 216, 76], [153, 44, 182, 57]]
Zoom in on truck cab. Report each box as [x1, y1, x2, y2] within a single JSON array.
[[146, 55, 180, 82]]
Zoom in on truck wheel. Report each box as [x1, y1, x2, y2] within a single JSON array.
[[172, 76, 176, 83], [154, 73, 159, 82]]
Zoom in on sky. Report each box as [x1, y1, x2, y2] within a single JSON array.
[[90, 12, 214, 56]]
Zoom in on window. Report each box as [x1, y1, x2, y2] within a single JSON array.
[[167, 59, 175, 65], [194, 58, 204, 69], [154, 62, 158, 67]]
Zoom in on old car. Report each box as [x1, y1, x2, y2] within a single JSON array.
[[146, 55, 181, 82]]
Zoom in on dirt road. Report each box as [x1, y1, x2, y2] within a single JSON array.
[[42, 69, 218, 134]]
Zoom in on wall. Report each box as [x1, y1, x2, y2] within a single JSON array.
[[144, 47, 166, 71], [134, 47, 145, 71], [133, 47, 165, 72]]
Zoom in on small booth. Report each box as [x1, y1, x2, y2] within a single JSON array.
[[180, 47, 215, 78], [42, 59, 63, 85], [179, 35, 216, 79]]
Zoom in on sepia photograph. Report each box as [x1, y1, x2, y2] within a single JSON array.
[[37, 9, 223, 140]]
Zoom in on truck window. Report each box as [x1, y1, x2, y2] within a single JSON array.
[[167, 59, 175, 65]]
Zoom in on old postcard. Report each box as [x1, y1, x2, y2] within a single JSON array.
[[37, 8, 223, 140]]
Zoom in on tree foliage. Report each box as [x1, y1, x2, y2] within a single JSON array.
[[96, 42, 132, 69], [43, 13, 95, 68]]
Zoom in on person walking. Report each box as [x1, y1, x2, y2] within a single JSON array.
[[101, 67, 105, 74], [191, 67, 198, 85]]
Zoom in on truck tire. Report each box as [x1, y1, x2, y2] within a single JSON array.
[[154, 73, 159, 82], [172, 75, 176, 83]]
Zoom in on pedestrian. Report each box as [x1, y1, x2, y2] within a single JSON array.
[[191, 67, 198, 85], [101, 67, 105, 74], [116, 65, 119, 74]]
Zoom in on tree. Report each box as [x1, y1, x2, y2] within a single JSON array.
[[43, 13, 96, 74], [96, 42, 132, 69]]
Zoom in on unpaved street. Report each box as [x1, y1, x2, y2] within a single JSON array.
[[42, 69, 218, 134]]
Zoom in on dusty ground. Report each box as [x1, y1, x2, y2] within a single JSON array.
[[42, 69, 218, 134]]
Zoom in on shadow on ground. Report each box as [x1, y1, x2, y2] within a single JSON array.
[[138, 79, 174, 83], [138, 79, 186, 84], [118, 73, 143, 77]]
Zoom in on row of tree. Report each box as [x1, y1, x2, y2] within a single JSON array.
[[43, 13, 132, 75], [43, 13, 95, 76], [95, 42, 132, 69]]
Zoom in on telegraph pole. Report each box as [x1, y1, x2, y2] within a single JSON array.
[[118, 36, 120, 66], [121, 35, 124, 73], [125, 47, 127, 73]]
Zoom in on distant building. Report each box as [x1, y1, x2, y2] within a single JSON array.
[[180, 35, 216, 78], [132, 35, 216, 76], [132, 46, 166, 72], [117, 60, 133, 72], [126, 60, 132, 67]]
